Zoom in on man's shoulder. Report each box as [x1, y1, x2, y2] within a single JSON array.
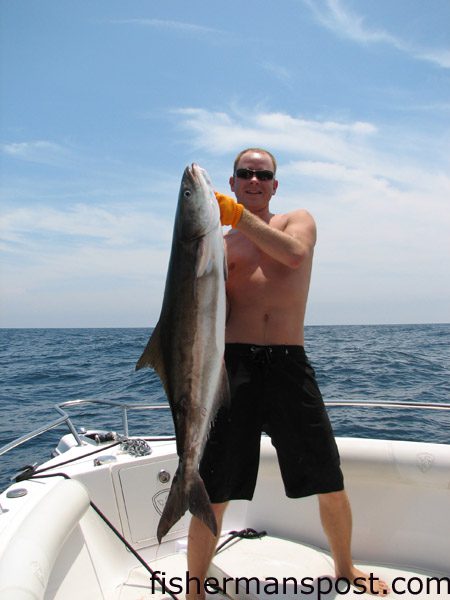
[[271, 208, 316, 228], [287, 207, 315, 220]]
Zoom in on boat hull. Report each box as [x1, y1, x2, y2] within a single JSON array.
[[1, 435, 449, 598]]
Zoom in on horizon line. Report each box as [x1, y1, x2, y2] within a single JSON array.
[[1, 322, 449, 330]]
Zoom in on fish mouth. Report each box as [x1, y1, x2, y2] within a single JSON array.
[[179, 164, 219, 241], [189, 163, 211, 186], [189, 162, 203, 176], [184, 163, 215, 197], [183, 164, 197, 185]]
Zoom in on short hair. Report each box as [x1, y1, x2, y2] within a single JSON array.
[[233, 148, 277, 175]]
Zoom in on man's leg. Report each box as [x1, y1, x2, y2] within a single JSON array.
[[318, 490, 389, 596], [186, 502, 228, 600]]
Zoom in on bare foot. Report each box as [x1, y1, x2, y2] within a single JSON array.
[[337, 567, 390, 596]]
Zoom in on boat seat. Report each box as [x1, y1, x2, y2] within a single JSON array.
[[208, 534, 449, 599], [0, 479, 90, 600]]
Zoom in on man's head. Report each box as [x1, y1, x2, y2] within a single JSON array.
[[233, 148, 277, 175], [230, 148, 278, 208]]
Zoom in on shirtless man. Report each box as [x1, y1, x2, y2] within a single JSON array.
[[186, 148, 389, 597]]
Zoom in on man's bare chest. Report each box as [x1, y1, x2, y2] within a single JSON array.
[[225, 236, 296, 290]]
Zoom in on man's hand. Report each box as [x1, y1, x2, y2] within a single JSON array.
[[215, 192, 244, 228]]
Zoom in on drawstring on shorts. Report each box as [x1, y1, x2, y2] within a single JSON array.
[[250, 345, 274, 365]]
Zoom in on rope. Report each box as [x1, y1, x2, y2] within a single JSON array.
[[215, 527, 267, 554], [28, 472, 180, 600], [17, 443, 264, 600], [14, 441, 122, 481], [14, 433, 176, 481], [118, 436, 152, 457]]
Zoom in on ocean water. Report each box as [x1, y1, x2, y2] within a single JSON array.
[[1, 324, 449, 492]]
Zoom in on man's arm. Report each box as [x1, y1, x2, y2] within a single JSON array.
[[235, 208, 316, 269]]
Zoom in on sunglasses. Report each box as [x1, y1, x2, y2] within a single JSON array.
[[235, 168, 274, 181]]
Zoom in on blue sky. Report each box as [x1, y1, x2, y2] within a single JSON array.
[[1, 0, 449, 327]]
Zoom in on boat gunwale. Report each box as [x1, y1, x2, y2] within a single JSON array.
[[1, 399, 449, 460]]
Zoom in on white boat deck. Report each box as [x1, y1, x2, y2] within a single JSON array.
[[117, 535, 449, 599], [210, 534, 448, 599]]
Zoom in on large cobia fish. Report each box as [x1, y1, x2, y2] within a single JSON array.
[[136, 164, 229, 543]]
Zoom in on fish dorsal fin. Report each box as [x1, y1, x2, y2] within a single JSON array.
[[135, 321, 169, 391]]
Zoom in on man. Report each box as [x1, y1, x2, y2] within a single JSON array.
[[186, 148, 388, 597]]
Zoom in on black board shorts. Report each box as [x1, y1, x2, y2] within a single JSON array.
[[200, 343, 344, 502]]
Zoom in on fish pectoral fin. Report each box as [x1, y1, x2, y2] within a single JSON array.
[[206, 363, 230, 440], [214, 361, 231, 411], [223, 248, 228, 281], [195, 237, 213, 277], [220, 361, 231, 407], [135, 321, 168, 386], [157, 469, 217, 543]]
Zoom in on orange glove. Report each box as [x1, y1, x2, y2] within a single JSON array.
[[214, 192, 244, 228]]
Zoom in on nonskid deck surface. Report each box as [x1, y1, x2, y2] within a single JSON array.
[[118, 535, 448, 599], [209, 535, 449, 599], [118, 553, 227, 600]]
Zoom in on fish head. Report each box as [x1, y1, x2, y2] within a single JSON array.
[[176, 164, 220, 241]]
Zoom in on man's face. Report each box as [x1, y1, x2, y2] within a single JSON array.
[[229, 151, 278, 209]]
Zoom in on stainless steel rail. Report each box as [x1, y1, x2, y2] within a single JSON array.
[[0, 399, 449, 458], [325, 400, 450, 411], [0, 399, 170, 457]]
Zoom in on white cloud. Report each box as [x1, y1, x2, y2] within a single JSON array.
[[175, 107, 449, 189], [1, 141, 70, 166], [304, 0, 397, 45], [0, 244, 169, 328], [0, 204, 173, 251], [0, 137, 185, 326], [0, 204, 173, 327], [302, 0, 450, 69], [175, 108, 378, 168], [112, 18, 222, 36], [282, 160, 389, 191], [261, 62, 293, 86], [418, 48, 450, 69]]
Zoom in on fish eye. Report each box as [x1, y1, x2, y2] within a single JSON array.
[[184, 189, 192, 198]]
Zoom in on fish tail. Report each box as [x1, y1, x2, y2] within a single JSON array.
[[188, 471, 218, 536], [156, 470, 217, 543]]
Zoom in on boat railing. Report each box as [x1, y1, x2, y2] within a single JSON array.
[[0, 398, 171, 458], [0, 399, 449, 459]]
